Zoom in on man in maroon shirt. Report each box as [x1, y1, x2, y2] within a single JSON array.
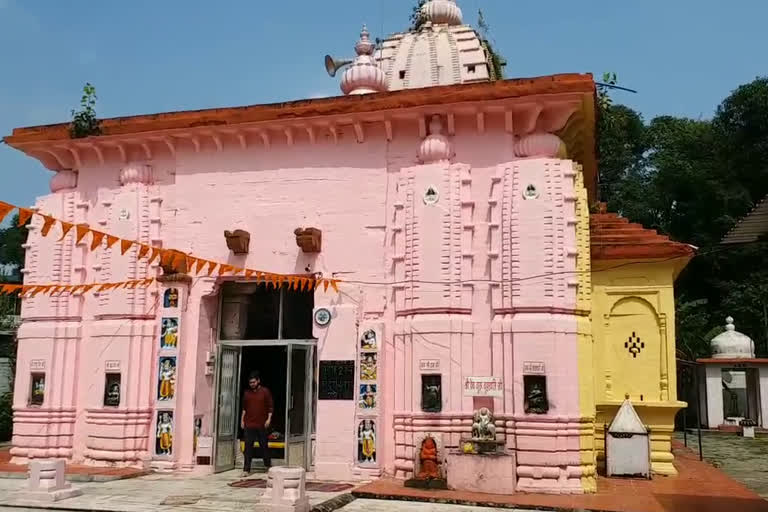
[[240, 371, 273, 476]]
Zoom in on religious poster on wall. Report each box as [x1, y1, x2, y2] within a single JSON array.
[[156, 411, 174, 456], [29, 373, 45, 406], [157, 357, 177, 401], [360, 329, 377, 351], [318, 360, 355, 400], [359, 384, 377, 409], [160, 318, 179, 349], [360, 353, 377, 381], [357, 419, 376, 464], [104, 373, 121, 407], [164, 288, 179, 309], [462, 376, 503, 398]]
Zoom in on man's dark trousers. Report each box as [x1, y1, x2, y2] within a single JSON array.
[[243, 428, 271, 472]]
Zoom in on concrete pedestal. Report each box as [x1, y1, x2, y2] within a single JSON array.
[[25, 460, 82, 502], [446, 451, 516, 495], [259, 466, 310, 512]]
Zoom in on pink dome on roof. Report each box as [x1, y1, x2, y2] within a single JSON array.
[[341, 26, 388, 96], [421, 0, 463, 26]]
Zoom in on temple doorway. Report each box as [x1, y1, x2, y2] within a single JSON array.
[[213, 282, 316, 473]]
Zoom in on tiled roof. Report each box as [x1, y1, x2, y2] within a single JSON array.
[[721, 194, 768, 245], [590, 211, 695, 261]]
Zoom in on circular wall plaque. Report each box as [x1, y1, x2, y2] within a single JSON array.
[[423, 186, 439, 205], [314, 308, 332, 326], [523, 184, 540, 200]]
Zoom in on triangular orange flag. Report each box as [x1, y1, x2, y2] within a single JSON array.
[[82, 284, 96, 293], [323, 279, 330, 292], [90, 231, 106, 251], [138, 245, 150, 260], [106, 235, 119, 249], [58, 221, 74, 241], [195, 258, 206, 275], [233, 267, 244, 275], [206, 261, 217, 276], [40, 215, 57, 237], [314, 279, 322, 290], [288, 277, 298, 291], [149, 247, 161, 264], [140, 278, 154, 287], [124, 281, 137, 289], [121, 240, 134, 255], [160, 250, 174, 266], [75, 224, 90, 244], [1, 284, 21, 294], [28, 286, 43, 297], [245, 269, 255, 279], [299, 278, 308, 291], [218, 264, 233, 276], [172, 252, 187, 272], [186, 256, 197, 271], [0, 202, 14, 224], [330, 279, 339, 293], [17, 208, 34, 226], [98, 283, 112, 292]]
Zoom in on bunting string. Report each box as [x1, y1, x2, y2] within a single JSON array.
[[0, 200, 340, 296]]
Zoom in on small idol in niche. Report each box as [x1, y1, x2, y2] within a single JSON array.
[[360, 353, 377, 381], [30, 374, 45, 406], [156, 412, 174, 455], [359, 384, 376, 409], [104, 375, 121, 407], [360, 329, 377, 350], [160, 318, 179, 349], [358, 420, 376, 464], [164, 288, 179, 308], [157, 357, 177, 401]]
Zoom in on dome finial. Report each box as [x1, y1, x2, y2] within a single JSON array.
[[726, 316, 735, 331], [340, 24, 388, 96], [421, 0, 463, 26], [710, 314, 755, 359]]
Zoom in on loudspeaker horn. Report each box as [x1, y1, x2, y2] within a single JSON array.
[[324, 55, 353, 77]]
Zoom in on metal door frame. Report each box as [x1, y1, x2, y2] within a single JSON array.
[[286, 343, 314, 469], [213, 339, 316, 473], [212, 344, 242, 473]]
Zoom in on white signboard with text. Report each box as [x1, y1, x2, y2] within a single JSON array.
[[463, 376, 503, 397], [419, 359, 440, 372]]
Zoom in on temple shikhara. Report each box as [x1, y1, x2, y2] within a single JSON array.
[[2, 0, 695, 494]]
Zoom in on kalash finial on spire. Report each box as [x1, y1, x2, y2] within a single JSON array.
[[340, 25, 388, 96], [421, 0, 463, 27]]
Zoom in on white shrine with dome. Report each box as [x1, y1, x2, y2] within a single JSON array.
[[697, 317, 768, 430]]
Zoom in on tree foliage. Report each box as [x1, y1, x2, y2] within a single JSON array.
[[599, 77, 768, 359], [410, 0, 427, 31]]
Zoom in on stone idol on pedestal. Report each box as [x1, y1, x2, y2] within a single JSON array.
[[445, 408, 516, 494], [405, 434, 447, 489]]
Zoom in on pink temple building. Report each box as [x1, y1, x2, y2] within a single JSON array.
[[3, 1, 693, 494]]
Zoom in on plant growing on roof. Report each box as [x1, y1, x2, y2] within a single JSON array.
[[410, 0, 428, 31], [69, 82, 101, 138], [477, 9, 505, 80]]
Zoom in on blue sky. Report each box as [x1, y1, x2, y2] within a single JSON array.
[[1, 0, 766, 210]]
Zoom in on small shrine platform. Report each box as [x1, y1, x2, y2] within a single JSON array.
[[353, 442, 768, 512], [0, 446, 149, 482]]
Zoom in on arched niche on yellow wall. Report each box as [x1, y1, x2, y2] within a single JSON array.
[[606, 296, 663, 402]]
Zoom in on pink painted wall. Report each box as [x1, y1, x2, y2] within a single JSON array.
[[12, 104, 587, 493]]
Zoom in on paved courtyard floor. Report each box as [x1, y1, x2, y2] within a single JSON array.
[[675, 430, 768, 499]]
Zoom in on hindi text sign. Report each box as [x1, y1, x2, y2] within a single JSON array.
[[463, 376, 503, 398]]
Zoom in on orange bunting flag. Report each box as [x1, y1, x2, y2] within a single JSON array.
[[186, 256, 197, 271], [138, 245, 150, 260], [140, 278, 154, 287], [98, 283, 113, 292], [75, 224, 90, 244], [40, 215, 57, 237], [233, 267, 244, 275], [218, 264, 233, 276], [244, 269, 255, 279], [149, 247, 161, 264], [90, 231, 106, 251], [1, 284, 20, 295], [81, 284, 97, 293], [323, 279, 330, 292], [106, 235, 119, 249], [206, 261, 217, 277], [0, 202, 14, 224], [269, 274, 278, 289], [121, 240, 134, 256], [299, 278, 308, 291], [195, 258, 206, 275], [58, 221, 74, 241], [17, 208, 34, 226], [330, 279, 339, 293]]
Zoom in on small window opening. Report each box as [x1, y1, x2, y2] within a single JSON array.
[[399, 70, 406, 80], [104, 373, 121, 407], [467, 64, 476, 73], [29, 373, 45, 406], [523, 375, 548, 414], [421, 374, 442, 413]]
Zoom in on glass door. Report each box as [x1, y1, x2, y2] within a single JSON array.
[[286, 344, 313, 469], [214, 345, 241, 472]]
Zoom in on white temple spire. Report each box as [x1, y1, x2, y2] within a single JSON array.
[[421, 0, 463, 26], [340, 25, 388, 95]]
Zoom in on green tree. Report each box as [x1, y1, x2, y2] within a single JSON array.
[[410, 0, 427, 31], [0, 214, 28, 272], [69, 82, 101, 139]]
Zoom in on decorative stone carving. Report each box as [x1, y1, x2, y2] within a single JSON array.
[[49, 170, 78, 193], [294, 228, 322, 253], [421, 0, 463, 26], [341, 26, 388, 96], [224, 229, 250, 254], [418, 115, 454, 164], [471, 407, 496, 441], [119, 164, 153, 185], [514, 133, 567, 159]]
